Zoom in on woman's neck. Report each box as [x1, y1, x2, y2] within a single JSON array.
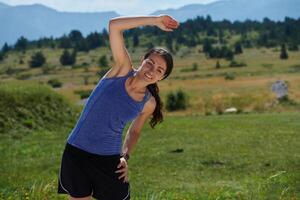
[[127, 75, 148, 93]]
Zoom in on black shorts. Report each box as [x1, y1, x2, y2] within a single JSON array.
[[57, 142, 130, 200]]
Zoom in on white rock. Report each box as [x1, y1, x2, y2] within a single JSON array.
[[225, 107, 237, 113], [271, 80, 288, 99]]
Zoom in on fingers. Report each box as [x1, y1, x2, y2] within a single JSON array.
[[166, 16, 179, 26], [115, 160, 129, 182], [115, 168, 128, 182], [115, 167, 127, 173]]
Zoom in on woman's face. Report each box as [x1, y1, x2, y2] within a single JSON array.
[[138, 53, 167, 84]]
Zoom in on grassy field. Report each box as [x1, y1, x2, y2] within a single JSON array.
[[0, 42, 300, 199], [0, 112, 299, 199], [1, 46, 300, 114]]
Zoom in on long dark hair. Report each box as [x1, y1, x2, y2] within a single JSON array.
[[144, 47, 173, 128]]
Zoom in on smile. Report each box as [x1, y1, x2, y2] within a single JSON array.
[[144, 73, 153, 79]]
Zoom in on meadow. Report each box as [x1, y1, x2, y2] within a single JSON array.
[[0, 40, 300, 199], [0, 110, 299, 199], [1, 46, 300, 114]]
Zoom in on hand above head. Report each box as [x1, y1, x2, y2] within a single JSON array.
[[155, 14, 180, 32]]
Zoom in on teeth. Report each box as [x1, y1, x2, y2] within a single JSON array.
[[145, 73, 152, 79]]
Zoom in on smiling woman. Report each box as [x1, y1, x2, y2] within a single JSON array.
[[57, 14, 179, 200]]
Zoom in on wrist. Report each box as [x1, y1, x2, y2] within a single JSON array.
[[121, 153, 130, 161], [153, 16, 160, 26]]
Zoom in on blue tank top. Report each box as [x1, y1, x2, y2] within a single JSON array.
[[67, 69, 151, 155]]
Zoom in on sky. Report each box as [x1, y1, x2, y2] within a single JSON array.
[[1, 0, 218, 15]]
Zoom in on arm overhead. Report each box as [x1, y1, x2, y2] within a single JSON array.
[[108, 15, 179, 77], [108, 16, 159, 76]]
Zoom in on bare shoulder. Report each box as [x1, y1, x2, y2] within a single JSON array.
[[141, 95, 156, 116], [103, 66, 135, 79]]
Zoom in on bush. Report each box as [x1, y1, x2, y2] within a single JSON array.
[[47, 78, 62, 88], [60, 49, 76, 66], [229, 60, 247, 67], [224, 72, 236, 80], [98, 55, 109, 68], [74, 89, 93, 99], [166, 89, 188, 111], [29, 51, 46, 68], [215, 61, 221, 69]]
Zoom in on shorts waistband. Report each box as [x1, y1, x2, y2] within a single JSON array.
[[65, 142, 121, 160]]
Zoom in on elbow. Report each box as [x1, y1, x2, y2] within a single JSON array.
[[109, 20, 120, 32]]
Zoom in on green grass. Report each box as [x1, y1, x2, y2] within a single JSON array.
[[0, 82, 79, 134], [1, 46, 300, 115], [1, 113, 299, 199]]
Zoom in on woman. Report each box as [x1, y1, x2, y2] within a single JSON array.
[[57, 14, 179, 200]]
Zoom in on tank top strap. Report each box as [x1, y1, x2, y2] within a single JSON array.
[[125, 69, 136, 78], [143, 89, 151, 102]]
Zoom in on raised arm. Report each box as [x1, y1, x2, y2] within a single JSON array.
[[108, 15, 179, 77]]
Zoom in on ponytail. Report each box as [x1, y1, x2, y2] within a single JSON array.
[[143, 47, 173, 128], [146, 83, 163, 128]]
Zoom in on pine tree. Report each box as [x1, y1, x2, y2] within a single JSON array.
[[1, 43, 10, 54], [60, 49, 76, 66], [133, 34, 139, 47], [15, 36, 28, 51], [29, 51, 46, 68], [234, 42, 243, 54], [280, 43, 288, 59]]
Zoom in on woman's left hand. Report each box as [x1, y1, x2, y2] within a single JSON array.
[[155, 14, 180, 32], [115, 157, 129, 183]]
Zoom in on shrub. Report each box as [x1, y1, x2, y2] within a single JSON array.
[[29, 51, 46, 68], [224, 72, 236, 80], [166, 89, 188, 111], [60, 49, 76, 66], [47, 78, 62, 88], [74, 89, 93, 99], [229, 60, 247, 67]]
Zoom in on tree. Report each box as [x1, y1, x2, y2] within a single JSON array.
[[234, 42, 243, 54], [215, 60, 221, 69], [166, 35, 174, 53], [59, 35, 72, 49], [1, 43, 10, 54], [98, 55, 108, 68], [203, 39, 212, 55], [29, 51, 46, 68], [280, 43, 288, 59], [86, 32, 101, 50], [0, 51, 4, 61], [15, 36, 28, 51], [60, 49, 76, 66], [132, 33, 139, 47], [69, 30, 83, 42]]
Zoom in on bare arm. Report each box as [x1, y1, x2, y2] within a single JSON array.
[[122, 96, 156, 156], [115, 96, 156, 182], [107, 15, 179, 78]]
